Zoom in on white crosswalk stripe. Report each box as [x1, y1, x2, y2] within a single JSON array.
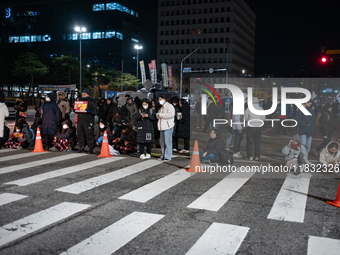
[[4, 157, 124, 186], [186, 223, 250, 255], [187, 171, 254, 212], [0, 193, 28, 206], [0, 153, 87, 175], [119, 169, 193, 203], [60, 211, 164, 255], [267, 173, 312, 223], [56, 160, 163, 194], [0, 202, 90, 247], [0, 149, 21, 154], [307, 236, 340, 255], [0, 151, 48, 162]]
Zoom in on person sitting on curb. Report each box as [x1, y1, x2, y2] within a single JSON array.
[[50, 119, 76, 152], [96, 121, 112, 147], [112, 124, 137, 154], [282, 134, 308, 174], [319, 141, 340, 174], [199, 129, 224, 164]]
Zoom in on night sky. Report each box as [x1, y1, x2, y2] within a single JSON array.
[[2, 0, 340, 77]]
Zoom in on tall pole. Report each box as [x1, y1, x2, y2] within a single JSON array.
[[79, 35, 82, 93], [136, 48, 139, 91], [180, 47, 200, 98]]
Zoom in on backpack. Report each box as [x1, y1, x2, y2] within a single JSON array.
[[218, 150, 233, 165], [316, 112, 329, 129]]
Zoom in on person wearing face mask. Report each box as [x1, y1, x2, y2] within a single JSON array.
[[42, 93, 61, 151], [96, 121, 112, 146], [282, 134, 308, 174], [126, 97, 138, 131], [4, 123, 28, 149], [50, 119, 76, 152], [136, 99, 155, 159], [156, 95, 175, 161], [319, 141, 340, 174]]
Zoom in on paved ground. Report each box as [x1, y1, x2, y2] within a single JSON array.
[[0, 110, 339, 255]]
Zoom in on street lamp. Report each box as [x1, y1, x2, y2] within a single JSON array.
[[75, 26, 86, 93], [134, 45, 142, 91], [180, 47, 200, 98]]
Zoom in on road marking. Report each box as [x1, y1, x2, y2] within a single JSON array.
[[0, 193, 27, 206], [0, 154, 87, 175], [56, 160, 163, 194], [267, 173, 312, 223], [0, 202, 90, 247], [186, 223, 249, 255], [187, 171, 254, 212], [0, 149, 21, 154], [0, 152, 48, 162], [60, 211, 164, 255], [307, 236, 340, 255], [5, 157, 124, 186], [119, 169, 193, 203]]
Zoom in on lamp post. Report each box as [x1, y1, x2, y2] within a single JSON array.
[[180, 47, 200, 98], [134, 45, 142, 91], [75, 26, 86, 93]]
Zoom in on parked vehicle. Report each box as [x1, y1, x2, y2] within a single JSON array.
[[5, 100, 16, 118]]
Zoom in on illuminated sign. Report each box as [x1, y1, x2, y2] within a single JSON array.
[[5, 7, 11, 18]]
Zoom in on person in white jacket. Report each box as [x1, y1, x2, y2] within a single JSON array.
[[0, 96, 9, 140], [156, 95, 175, 161], [244, 97, 266, 160], [319, 141, 340, 174]]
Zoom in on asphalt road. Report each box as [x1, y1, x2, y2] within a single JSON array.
[[0, 111, 339, 254]]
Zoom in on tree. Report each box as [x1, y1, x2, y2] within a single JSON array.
[[13, 53, 48, 97], [111, 73, 139, 91], [50, 55, 80, 85]]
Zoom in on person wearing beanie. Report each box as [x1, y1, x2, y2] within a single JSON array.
[[282, 134, 308, 174], [313, 103, 335, 156], [75, 89, 98, 154]]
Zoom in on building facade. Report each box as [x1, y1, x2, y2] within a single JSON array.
[[157, 0, 255, 90]]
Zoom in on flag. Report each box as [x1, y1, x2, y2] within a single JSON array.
[[168, 66, 173, 88], [148, 63, 153, 84], [139, 60, 146, 84], [161, 63, 168, 88], [151, 60, 157, 84]]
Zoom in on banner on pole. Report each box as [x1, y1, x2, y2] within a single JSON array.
[[38, 84, 77, 91], [168, 66, 173, 88], [151, 60, 157, 84], [161, 63, 168, 88], [140, 60, 146, 84]]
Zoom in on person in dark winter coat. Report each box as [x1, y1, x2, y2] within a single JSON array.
[[175, 99, 190, 153], [50, 119, 76, 151], [42, 93, 61, 150], [199, 129, 224, 163], [169, 96, 180, 151], [76, 89, 98, 154], [112, 124, 137, 153], [295, 101, 316, 159], [202, 97, 218, 133], [151, 99, 160, 148], [96, 121, 112, 146], [136, 99, 155, 159], [35, 98, 45, 118], [314, 104, 335, 155]]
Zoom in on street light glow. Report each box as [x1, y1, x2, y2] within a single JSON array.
[[134, 45, 142, 50], [75, 26, 86, 32]]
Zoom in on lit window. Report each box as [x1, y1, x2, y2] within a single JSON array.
[[68, 33, 78, 40], [105, 30, 115, 38], [131, 38, 139, 43], [123, 6, 130, 13], [42, 35, 51, 41], [131, 10, 135, 15], [93, 32, 102, 39], [30, 35, 41, 42], [116, 32, 123, 40], [136, 12, 138, 17], [81, 33, 91, 40], [93, 4, 105, 11], [9, 36, 19, 43], [106, 3, 122, 10], [20, 36, 30, 43]]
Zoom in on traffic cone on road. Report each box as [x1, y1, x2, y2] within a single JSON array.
[[186, 140, 202, 173], [326, 181, 340, 208], [32, 127, 46, 153], [97, 131, 112, 158]]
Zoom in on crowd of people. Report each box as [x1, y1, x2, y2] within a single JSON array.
[[0, 91, 191, 162]]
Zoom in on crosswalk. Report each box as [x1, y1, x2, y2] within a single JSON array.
[[0, 150, 339, 254]]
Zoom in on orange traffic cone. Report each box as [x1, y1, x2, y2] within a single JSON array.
[[326, 181, 340, 208], [97, 131, 112, 158], [32, 127, 46, 153], [186, 140, 202, 173]]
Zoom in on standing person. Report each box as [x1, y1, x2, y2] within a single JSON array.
[[151, 99, 160, 148], [35, 97, 45, 118], [332, 100, 339, 119], [42, 93, 61, 150], [194, 97, 204, 129], [76, 89, 98, 154], [136, 99, 155, 159], [244, 97, 265, 160], [232, 112, 245, 158], [314, 104, 335, 156], [14, 96, 28, 129], [126, 97, 138, 131], [295, 101, 315, 162], [176, 99, 190, 153], [56, 91, 71, 125], [156, 95, 175, 161], [170, 97, 180, 152], [0, 96, 9, 144], [201, 97, 218, 133]]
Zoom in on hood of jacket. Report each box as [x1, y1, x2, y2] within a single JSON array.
[[62, 119, 72, 128], [46, 93, 56, 103], [325, 141, 340, 154], [291, 134, 301, 144], [0, 102, 6, 108]]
